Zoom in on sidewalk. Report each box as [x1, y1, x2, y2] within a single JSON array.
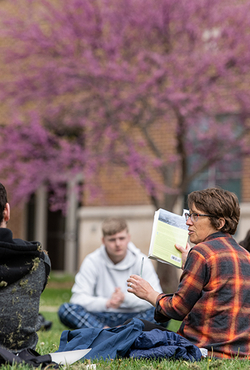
[[40, 305, 58, 312]]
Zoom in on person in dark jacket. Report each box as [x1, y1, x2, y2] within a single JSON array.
[[239, 229, 250, 252], [0, 183, 51, 353]]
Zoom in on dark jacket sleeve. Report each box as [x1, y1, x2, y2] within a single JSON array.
[[41, 252, 51, 291]]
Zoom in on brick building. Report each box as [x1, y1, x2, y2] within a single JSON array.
[[3, 0, 250, 274], [7, 128, 250, 274]]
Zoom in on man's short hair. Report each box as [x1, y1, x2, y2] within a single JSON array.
[[102, 217, 128, 237], [188, 187, 240, 235], [0, 183, 8, 224]]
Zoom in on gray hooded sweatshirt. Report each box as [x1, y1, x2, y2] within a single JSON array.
[[70, 242, 162, 312]]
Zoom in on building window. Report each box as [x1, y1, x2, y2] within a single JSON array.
[[184, 159, 242, 209]]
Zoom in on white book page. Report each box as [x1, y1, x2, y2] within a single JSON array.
[[148, 208, 188, 268]]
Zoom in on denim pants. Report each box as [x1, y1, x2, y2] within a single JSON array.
[[58, 303, 157, 329]]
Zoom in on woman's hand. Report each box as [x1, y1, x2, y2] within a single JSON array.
[[127, 275, 160, 307], [175, 242, 191, 269]]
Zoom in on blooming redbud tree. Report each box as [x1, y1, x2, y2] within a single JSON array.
[[0, 0, 250, 211], [1, 0, 250, 292]]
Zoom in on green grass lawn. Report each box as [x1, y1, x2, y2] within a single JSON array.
[[2, 273, 250, 369], [38, 272, 181, 353]]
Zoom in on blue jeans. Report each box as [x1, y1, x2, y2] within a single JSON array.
[[58, 303, 157, 329]]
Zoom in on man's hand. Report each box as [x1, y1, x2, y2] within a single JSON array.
[[106, 287, 125, 309], [175, 242, 191, 269]]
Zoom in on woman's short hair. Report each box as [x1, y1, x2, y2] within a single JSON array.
[[102, 217, 128, 236], [188, 187, 240, 234]]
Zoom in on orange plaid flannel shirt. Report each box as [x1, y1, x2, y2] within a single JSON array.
[[155, 232, 250, 359]]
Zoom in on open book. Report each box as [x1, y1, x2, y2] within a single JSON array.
[[148, 208, 188, 268]]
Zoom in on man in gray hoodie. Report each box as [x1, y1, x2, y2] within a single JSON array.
[[58, 217, 162, 329], [0, 183, 51, 353]]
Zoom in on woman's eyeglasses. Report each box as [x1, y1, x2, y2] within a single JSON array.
[[184, 212, 217, 222]]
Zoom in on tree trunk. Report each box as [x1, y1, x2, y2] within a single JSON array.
[[157, 262, 180, 293]]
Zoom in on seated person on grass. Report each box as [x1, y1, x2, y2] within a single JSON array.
[[58, 217, 162, 329], [239, 229, 250, 252], [127, 187, 250, 359], [0, 183, 51, 353]]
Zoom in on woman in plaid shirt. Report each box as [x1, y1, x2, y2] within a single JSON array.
[[128, 187, 250, 359]]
